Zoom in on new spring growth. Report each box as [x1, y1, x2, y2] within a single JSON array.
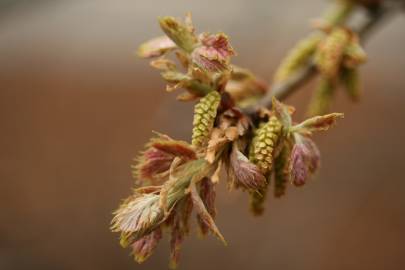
[[308, 26, 366, 115], [272, 0, 367, 116], [112, 13, 345, 268], [192, 91, 221, 147]]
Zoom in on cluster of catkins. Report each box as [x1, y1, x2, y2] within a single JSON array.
[[111, 13, 345, 268], [274, 0, 367, 116]]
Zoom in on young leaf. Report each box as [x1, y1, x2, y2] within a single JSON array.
[[111, 193, 165, 245], [137, 36, 176, 58], [189, 181, 226, 245], [131, 228, 162, 263], [229, 145, 267, 190], [159, 16, 197, 53], [191, 33, 235, 72], [293, 112, 344, 133]]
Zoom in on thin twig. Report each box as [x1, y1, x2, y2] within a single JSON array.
[[243, 2, 401, 116]]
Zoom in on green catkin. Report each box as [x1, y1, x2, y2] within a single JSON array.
[[274, 144, 291, 198], [341, 67, 361, 101], [248, 116, 282, 215], [249, 116, 282, 176], [344, 42, 367, 66], [274, 34, 322, 83], [307, 77, 335, 116], [314, 27, 351, 80], [249, 188, 268, 216], [322, 0, 354, 26], [191, 91, 221, 147]]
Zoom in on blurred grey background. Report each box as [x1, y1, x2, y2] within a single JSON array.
[[0, 0, 404, 269]]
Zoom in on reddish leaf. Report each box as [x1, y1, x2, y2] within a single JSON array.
[[131, 228, 162, 263], [138, 36, 176, 58], [229, 145, 267, 190]]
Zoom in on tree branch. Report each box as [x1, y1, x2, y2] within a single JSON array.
[[243, 1, 402, 116]]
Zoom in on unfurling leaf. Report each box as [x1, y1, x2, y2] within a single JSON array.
[[229, 145, 267, 190], [289, 135, 321, 186], [152, 139, 196, 160], [192, 91, 221, 147], [150, 58, 177, 71], [189, 181, 226, 245], [205, 128, 228, 164], [272, 97, 292, 131], [133, 147, 174, 185], [168, 197, 193, 269], [197, 177, 217, 236], [290, 143, 309, 186], [111, 193, 164, 246], [133, 135, 196, 185], [293, 112, 344, 134], [191, 33, 235, 72], [138, 36, 177, 58], [131, 228, 162, 263], [159, 16, 197, 52], [302, 137, 321, 174]]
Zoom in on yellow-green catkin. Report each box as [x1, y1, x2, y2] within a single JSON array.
[[307, 77, 335, 116], [191, 91, 221, 146], [322, 0, 354, 26], [314, 27, 351, 79], [249, 188, 267, 216], [274, 33, 322, 83], [341, 67, 361, 102], [274, 144, 291, 198], [344, 42, 367, 66], [249, 116, 282, 176]]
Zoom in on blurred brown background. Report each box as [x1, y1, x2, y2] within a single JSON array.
[[0, 0, 404, 269]]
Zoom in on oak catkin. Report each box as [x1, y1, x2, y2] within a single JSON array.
[[314, 27, 351, 79], [341, 67, 361, 101], [191, 91, 221, 147], [274, 144, 291, 198], [249, 116, 282, 176], [249, 188, 267, 216], [274, 33, 322, 83], [307, 77, 335, 116]]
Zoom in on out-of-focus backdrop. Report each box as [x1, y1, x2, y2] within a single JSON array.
[[0, 0, 404, 269]]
